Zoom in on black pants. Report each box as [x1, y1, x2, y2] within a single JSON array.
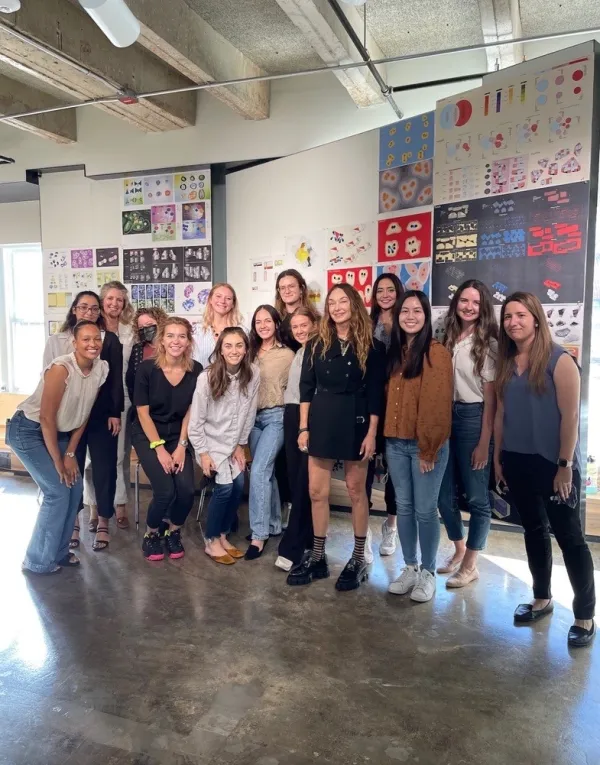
[[75, 418, 118, 519], [366, 437, 396, 515], [275, 445, 291, 505], [278, 404, 313, 565], [133, 434, 195, 529], [502, 451, 595, 620]]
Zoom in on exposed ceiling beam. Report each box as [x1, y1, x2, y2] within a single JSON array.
[[126, 0, 269, 121], [478, 0, 523, 72], [274, 0, 386, 107], [0, 0, 196, 133], [0, 73, 76, 143]]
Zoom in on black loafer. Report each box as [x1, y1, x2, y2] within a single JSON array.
[[568, 621, 596, 648], [244, 541, 267, 560], [335, 557, 368, 592], [287, 555, 329, 586], [514, 601, 554, 623]]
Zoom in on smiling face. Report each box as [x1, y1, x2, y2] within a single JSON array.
[[73, 295, 100, 323], [375, 277, 397, 311], [162, 323, 190, 359], [74, 324, 102, 361], [221, 331, 247, 367], [503, 301, 536, 345], [399, 296, 425, 337], [290, 313, 316, 346], [278, 275, 302, 307], [327, 287, 352, 326], [456, 286, 481, 326], [211, 286, 235, 317], [254, 309, 276, 342], [103, 288, 125, 320]]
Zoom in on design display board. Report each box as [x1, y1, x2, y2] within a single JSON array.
[[379, 160, 434, 213], [379, 111, 435, 170]]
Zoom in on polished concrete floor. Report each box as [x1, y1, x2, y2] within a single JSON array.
[[1, 473, 600, 765]]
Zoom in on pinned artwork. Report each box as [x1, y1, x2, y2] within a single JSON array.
[[174, 172, 210, 202], [151, 205, 177, 242], [130, 283, 176, 313], [71, 271, 96, 291], [46, 250, 68, 269], [184, 246, 212, 283], [48, 321, 61, 336], [47, 292, 72, 309], [479, 124, 513, 158], [379, 111, 434, 170], [48, 272, 70, 291], [284, 231, 326, 271], [123, 247, 184, 283], [123, 178, 143, 206], [70, 249, 94, 269], [327, 266, 373, 307], [96, 248, 120, 268], [379, 160, 433, 213], [529, 143, 585, 187], [431, 307, 449, 342], [122, 209, 151, 236], [544, 303, 583, 346], [97, 269, 121, 289], [182, 202, 207, 240], [176, 283, 212, 313], [376, 259, 432, 297], [327, 223, 374, 267], [491, 156, 528, 194], [143, 175, 173, 205], [434, 165, 491, 205], [377, 211, 432, 262]]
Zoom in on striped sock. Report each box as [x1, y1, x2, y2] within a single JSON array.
[[352, 535, 367, 562], [310, 535, 326, 563]]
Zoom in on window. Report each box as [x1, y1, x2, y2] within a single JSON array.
[[0, 244, 44, 394]]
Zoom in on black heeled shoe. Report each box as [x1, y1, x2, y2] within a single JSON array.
[[568, 621, 596, 648], [287, 555, 329, 586], [335, 557, 368, 591]]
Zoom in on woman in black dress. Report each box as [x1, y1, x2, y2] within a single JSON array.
[[288, 284, 386, 591]]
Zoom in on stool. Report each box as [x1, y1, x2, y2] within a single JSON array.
[[133, 461, 142, 530]]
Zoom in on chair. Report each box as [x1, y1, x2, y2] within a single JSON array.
[[133, 460, 142, 530]]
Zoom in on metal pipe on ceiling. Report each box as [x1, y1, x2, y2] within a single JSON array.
[[0, 24, 599, 123]]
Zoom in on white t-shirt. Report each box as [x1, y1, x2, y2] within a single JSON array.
[[452, 335, 497, 403]]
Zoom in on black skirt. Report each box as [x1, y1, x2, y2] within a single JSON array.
[[308, 391, 369, 461]]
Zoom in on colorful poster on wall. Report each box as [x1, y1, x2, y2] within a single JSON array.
[[46, 249, 68, 269], [182, 202, 208, 240], [70, 249, 94, 269], [123, 247, 184, 283], [123, 178, 143, 206], [143, 174, 173, 205], [95, 247, 120, 268], [151, 205, 177, 242], [122, 209, 151, 237], [174, 172, 210, 202], [327, 266, 373, 307], [379, 111, 434, 170], [379, 160, 433, 213], [375, 259, 432, 297], [327, 223, 374, 268], [96, 269, 121, 289], [175, 282, 212, 314], [130, 283, 176, 313], [377, 211, 432, 262], [284, 230, 327, 271]]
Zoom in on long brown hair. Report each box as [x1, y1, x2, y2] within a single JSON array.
[[443, 279, 498, 378], [313, 284, 373, 373], [100, 280, 134, 325], [133, 307, 168, 342], [155, 317, 194, 373], [207, 327, 254, 399], [496, 291, 552, 399], [275, 269, 312, 316], [202, 283, 243, 330]]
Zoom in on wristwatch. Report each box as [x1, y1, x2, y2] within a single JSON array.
[[65, 451, 75, 458], [179, 439, 189, 447], [557, 458, 573, 468]]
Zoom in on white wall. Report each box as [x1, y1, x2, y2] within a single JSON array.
[[0, 201, 41, 244], [226, 128, 379, 320]]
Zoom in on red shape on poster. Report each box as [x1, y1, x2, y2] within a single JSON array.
[[377, 211, 432, 262], [528, 222, 583, 257], [327, 266, 373, 307]]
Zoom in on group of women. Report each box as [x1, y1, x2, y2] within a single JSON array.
[[7, 269, 595, 647]]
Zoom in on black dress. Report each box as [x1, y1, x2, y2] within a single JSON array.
[[300, 337, 386, 461]]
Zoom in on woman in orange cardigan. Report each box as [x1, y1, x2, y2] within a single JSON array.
[[384, 290, 453, 604]]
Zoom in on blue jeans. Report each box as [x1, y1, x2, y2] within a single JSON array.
[[205, 472, 245, 540], [438, 403, 492, 551], [386, 438, 449, 573], [7, 411, 82, 573], [249, 407, 284, 541]]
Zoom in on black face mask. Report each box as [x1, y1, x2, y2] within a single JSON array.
[[139, 325, 157, 344]]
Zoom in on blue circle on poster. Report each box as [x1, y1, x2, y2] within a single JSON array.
[[440, 103, 458, 130], [536, 94, 547, 106], [536, 78, 549, 92]]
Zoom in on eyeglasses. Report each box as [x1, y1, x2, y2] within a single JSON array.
[[278, 285, 297, 293], [76, 304, 100, 315]]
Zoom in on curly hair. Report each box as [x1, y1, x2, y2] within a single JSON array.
[[155, 317, 194, 373], [314, 284, 373, 373], [100, 280, 134, 325], [132, 306, 168, 343]]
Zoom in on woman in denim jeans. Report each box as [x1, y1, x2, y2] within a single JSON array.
[[7, 321, 108, 574], [189, 328, 259, 565], [384, 291, 453, 603], [245, 305, 294, 560], [437, 280, 498, 588]]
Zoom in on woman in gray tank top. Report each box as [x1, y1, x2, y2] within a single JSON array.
[[494, 292, 595, 648]]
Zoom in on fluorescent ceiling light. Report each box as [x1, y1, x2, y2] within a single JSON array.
[[78, 0, 140, 48], [341, 0, 367, 5]]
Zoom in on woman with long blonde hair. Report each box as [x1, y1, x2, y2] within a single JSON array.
[[494, 292, 595, 647], [192, 283, 246, 368], [287, 284, 386, 591], [132, 317, 202, 562]]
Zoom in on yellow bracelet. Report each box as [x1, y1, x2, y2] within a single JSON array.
[[149, 439, 166, 449]]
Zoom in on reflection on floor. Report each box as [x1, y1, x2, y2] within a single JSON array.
[[1, 473, 600, 765]]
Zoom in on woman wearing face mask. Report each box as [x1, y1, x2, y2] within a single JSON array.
[[494, 292, 595, 647], [275, 306, 320, 572], [126, 307, 169, 401], [43, 291, 124, 552], [192, 283, 247, 368], [7, 321, 108, 574], [275, 270, 314, 352], [384, 291, 453, 604], [366, 272, 404, 557], [287, 284, 386, 591], [437, 280, 498, 587], [84, 281, 135, 531], [133, 318, 202, 562], [189, 328, 260, 564], [245, 305, 294, 560]]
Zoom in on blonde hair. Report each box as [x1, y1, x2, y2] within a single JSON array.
[[313, 284, 373, 373], [133, 306, 168, 342], [155, 317, 194, 373], [202, 283, 243, 330], [100, 280, 134, 325], [496, 292, 552, 399]]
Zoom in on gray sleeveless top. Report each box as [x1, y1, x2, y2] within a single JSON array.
[[502, 344, 580, 471]]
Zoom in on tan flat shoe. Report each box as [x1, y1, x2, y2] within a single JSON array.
[[205, 551, 235, 565], [222, 543, 244, 559], [436, 555, 463, 575], [446, 567, 479, 588]]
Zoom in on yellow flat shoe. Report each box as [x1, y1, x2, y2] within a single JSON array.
[[223, 544, 244, 559], [205, 551, 236, 565]]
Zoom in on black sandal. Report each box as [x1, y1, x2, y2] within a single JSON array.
[[69, 525, 80, 549], [92, 525, 110, 552], [58, 553, 81, 567]]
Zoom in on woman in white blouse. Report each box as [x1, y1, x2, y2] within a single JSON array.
[[438, 280, 498, 587], [6, 320, 108, 574], [189, 328, 260, 565], [192, 283, 247, 368]]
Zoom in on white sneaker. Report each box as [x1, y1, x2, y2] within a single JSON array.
[[410, 569, 436, 602], [274, 556, 293, 572], [380, 520, 397, 556], [364, 527, 374, 564], [388, 565, 419, 595]]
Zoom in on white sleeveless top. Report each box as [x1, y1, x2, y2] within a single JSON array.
[[19, 353, 109, 433]]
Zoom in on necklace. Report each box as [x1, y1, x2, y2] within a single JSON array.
[[340, 338, 350, 356]]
